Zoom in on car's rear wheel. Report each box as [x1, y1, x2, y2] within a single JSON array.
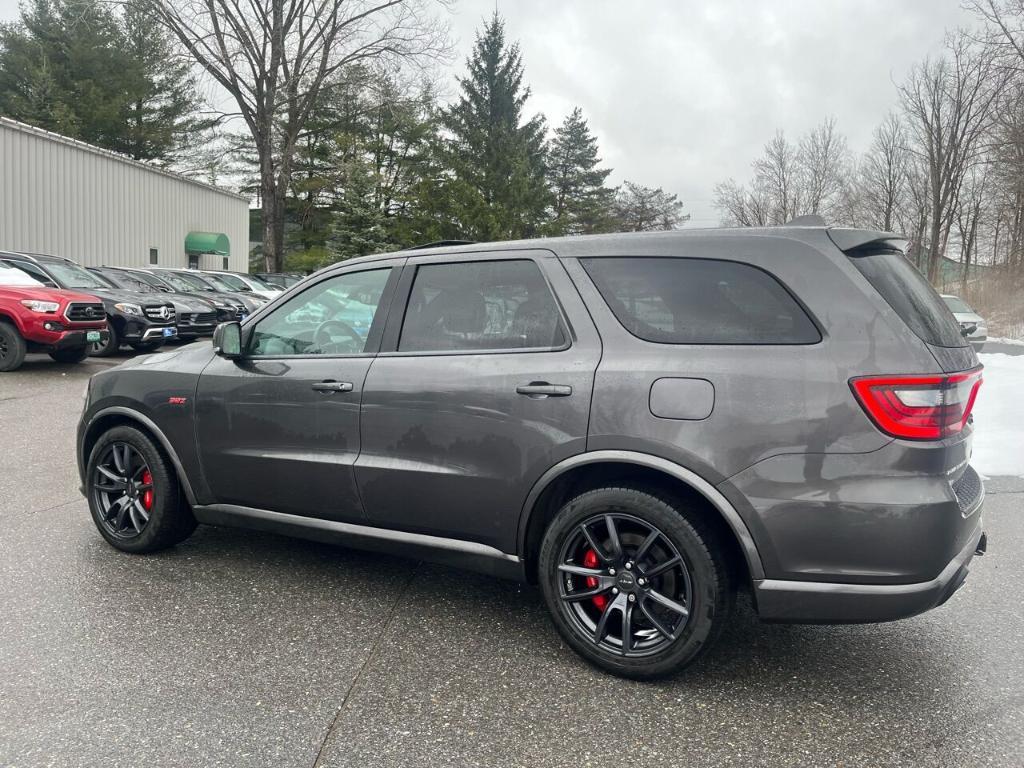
[[89, 321, 118, 357], [49, 346, 89, 364], [0, 322, 27, 372], [85, 425, 197, 553], [539, 487, 732, 679]]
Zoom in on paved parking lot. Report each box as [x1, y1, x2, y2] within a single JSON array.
[[1, 352, 1022, 768]]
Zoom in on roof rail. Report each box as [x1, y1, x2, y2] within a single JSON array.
[[405, 240, 476, 251]]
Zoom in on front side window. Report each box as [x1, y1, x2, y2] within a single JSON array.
[[398, 260, 567, 353], [249, 268, 391, 356], [581, 256, 820, 345]]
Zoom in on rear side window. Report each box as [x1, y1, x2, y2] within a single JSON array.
[[580, 257, 820, 345], [847, 249, 966, 348], [399, 260, 566, 352]]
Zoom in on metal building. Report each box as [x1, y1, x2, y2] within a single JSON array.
[[0, 117, 250, 272]]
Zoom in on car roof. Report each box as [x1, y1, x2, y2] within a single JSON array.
[[313, 225, 901, 276]]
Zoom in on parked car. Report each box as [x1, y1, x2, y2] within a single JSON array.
[[88, 267, 218, 341], [255, 272, 304, 289], [196, 269, 283, 299], [0, 261, 108, 371], [115, 267, 248, 323], [941, 294, 987, 351], [0, 252, 177, 356], [77, 227, 985, 679], [147, 268, 267, 315]]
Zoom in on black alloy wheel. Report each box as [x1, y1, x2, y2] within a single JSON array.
[[539, 487, 732, 679], [91, 442, 155, 539], [557, 513, 693, 657], [86, 426, 198, 553]]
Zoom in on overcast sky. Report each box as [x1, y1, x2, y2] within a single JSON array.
[[0, 0, 978, 226]]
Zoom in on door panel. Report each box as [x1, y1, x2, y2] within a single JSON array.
[[355, 254, 601, 553], [195, 356, 371, 519], [195, 262, 401, 520]]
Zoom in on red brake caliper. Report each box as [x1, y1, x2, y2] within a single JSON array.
[[583, 549, 608, 612], [141, 469, 154, 511]]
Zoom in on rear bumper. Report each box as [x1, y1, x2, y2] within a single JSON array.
[[754, 523, 985, 623]]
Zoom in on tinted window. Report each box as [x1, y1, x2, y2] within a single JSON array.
[[398, 260, 566, 352], [581, 257, 819, 345], [249, 268, 391, 356], [848, 249, 966, 348]]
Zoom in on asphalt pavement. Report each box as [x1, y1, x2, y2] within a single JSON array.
[[1, 353, 1022, 768]]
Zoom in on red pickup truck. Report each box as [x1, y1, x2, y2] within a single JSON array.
[[0, 265, 109, 372]]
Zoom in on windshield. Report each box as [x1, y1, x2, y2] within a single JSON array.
[[847, 248, 966, 348], [243, 273, 282, 291], [942, 296, 974, 314], [98, 270, 157, 293], [203, 273, 245, 291], [0, 263, 43, 286], [206, 272, 249, 291], [128, 271, 173, 291], [46, 261, 111, 290], [164, 271, 215, 291]]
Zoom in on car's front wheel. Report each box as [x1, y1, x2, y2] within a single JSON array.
[[89, 321, 118, 357], [539, 487, 733, 679], [0, 321, 27, 372], [85, 425, 197, 553]]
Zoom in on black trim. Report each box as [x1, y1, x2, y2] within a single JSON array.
[[192, 504, 525, 580]]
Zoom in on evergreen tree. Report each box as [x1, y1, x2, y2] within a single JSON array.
[[440, 13, 549, 241], [0, 0, 212, 165], [118, 3, 216, 164], [547, 107, 615, 235]]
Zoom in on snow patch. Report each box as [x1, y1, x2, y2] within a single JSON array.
[[971, 353, 1024, 477], [987, 336, 1024, 347]]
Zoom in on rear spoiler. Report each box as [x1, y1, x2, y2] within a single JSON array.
[[827, 228, 908, 254]]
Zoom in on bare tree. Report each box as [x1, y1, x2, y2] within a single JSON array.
[[858, 112, 910, 231], [138, 0, 449, 271], [713, 179, 771, 227], [753, 131, 802, 224], [798, 117, 850, 219], [898, 32, 1006, 282]]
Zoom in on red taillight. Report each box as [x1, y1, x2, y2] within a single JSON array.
[[850, 368, 982, 440]]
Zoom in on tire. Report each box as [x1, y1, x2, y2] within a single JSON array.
[[0, 321, 27, 372], [129, 340, 164, 353], [538, 487, 733, 680], [85, 425, 197, 553], [49, 346, 89, 364], [89, 321, 118, 357]]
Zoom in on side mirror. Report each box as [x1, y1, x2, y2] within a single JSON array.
[[960, 323, 977, 338], [213, 321, 242, 358]]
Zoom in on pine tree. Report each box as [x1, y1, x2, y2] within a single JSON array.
[[0, 0, 213, 165], [547, 107, 615, 235], [118, 3, 216, 164], [440, 13, 549, 241]]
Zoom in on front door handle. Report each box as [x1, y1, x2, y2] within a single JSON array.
[[311, 380, 353, 393], [516, 382, 572, 398]]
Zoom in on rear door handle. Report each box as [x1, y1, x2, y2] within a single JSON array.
[[516, 382, 572, 398], [311, 380, 353, 393]]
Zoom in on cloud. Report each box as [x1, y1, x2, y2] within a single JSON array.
[[450, 0, 976, 226]]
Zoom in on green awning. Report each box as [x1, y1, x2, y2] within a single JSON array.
[[185, 232, 230, 256]]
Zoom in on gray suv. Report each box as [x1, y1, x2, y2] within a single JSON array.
[[76, 226, 986, 679]]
